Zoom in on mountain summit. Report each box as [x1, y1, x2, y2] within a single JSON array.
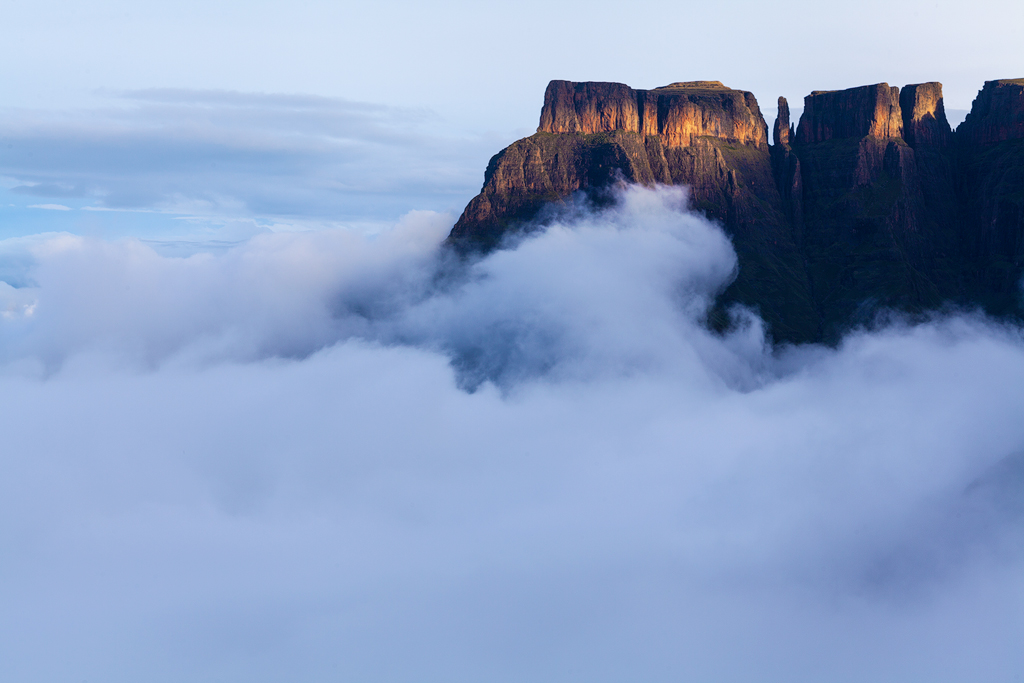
[[448, 78, 1024, 343]]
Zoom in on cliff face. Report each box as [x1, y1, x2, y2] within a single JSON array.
[[786, 82, 961, 337], [449, 79, 819, 342], [957, 79, 1024, 310], [447, 130, 663, 249], [448, 77, 1024, 343], [901, 82, 952, 148], [538, 80, 768, 148], [795, 84, 903, 144], [958, 79, 1024, 145], [450, 80, 776, 249]]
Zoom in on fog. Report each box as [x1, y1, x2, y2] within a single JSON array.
[[1, 186, 1022, 682]]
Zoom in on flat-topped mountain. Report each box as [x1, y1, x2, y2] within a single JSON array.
[[539, 80, 768, 148], [448, 77, 1024, 343]]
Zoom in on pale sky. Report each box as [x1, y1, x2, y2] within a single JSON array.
[[3, 0, 1021, 125], [1, 0, 1022, 237]]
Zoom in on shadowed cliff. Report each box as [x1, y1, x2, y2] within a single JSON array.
[[447, 80, 818, 342], [783, 83, 961, 338], [957, 79, 1024, 313], [447, 77, 1024, 344]]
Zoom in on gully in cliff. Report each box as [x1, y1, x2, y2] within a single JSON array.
[[447, 77, 1024, 344]]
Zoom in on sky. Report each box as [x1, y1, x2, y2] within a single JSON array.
[[2, 1, 1024, 681], [2, 0, 1023, 241]]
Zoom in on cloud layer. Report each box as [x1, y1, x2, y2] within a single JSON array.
[[1, 89, 496, 237], [1, 186, 1022, 682]]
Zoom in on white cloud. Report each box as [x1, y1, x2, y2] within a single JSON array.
[[0, 89, 496, 230], [0, 186, 1021, 682], [27, 203, 72, 210]]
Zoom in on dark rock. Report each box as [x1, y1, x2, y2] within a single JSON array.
[[773, 96, 792, 148], [447, 77, 1024, 344], [957, 79, 1024, 311], [449, 80, 818, 342], [958, 79, 1024, 145], [900, 82, 953, 148], [795, 83, 903, 144], [789, 83, 964, 338], [771, 96, 803, 233]]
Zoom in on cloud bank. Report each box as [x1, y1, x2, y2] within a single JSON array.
[[1, 186, 1022, 682], [0, 89, 497, 237]]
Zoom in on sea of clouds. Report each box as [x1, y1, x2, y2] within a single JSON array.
[[1, 185, 1022, 682]]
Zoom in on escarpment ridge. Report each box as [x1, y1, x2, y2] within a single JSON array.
[[447, 77, 1024, 343], [539, 80, 769, 148]]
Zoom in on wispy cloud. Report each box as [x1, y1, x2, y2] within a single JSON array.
[[26, 203, 72, 210], [0, 88, 502, 227]]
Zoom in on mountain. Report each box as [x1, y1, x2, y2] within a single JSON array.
[[447, 77, 1024, 344], [957, 79, 1024, 314]]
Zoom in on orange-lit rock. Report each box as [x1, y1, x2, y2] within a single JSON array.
[[538, 80, 768, 149], [447, 76, 1024, 343], [773, 96, 793, 148], [795, 84, 903, 144], [538, 81, 640, 136], [900, 82, 952, 147]]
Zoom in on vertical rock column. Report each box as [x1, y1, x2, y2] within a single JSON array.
[[898, 82, 959, 301], [771, 96, 803, 233], [900, 82, 952, 147]]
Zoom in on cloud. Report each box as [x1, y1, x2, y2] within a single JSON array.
[[27, 203, 72, 210], [14, 183, 86, 198], [0, 88, 499, 227], [0, 185, 1022, 682]]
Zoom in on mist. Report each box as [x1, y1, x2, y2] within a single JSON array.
[[1, 186, 1022, 682]]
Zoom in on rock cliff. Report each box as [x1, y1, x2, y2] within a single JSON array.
[[957, 79, 1024, 311], [795, 84, 904, 144], [901, 82, 952, 148], [538, 80, 768, 148], [786, 82, 961, 336], [448, 77, 1024, 343], [448, 80, 818, 341], [958, 79, 1024, 145]]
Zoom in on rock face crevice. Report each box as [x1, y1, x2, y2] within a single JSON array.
[[448, 77, 1024, 343]]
